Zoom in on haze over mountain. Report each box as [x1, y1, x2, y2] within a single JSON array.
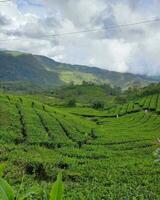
[[0, 50, 157, 90]]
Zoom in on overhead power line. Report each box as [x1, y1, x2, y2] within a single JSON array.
[[38, 18, 160, 38], [0, 17, 160, 42]]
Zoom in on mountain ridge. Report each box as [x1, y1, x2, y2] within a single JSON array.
[[0, 50, 158, 89]]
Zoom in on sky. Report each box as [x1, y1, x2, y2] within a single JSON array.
[[0, 0, 160, 75]]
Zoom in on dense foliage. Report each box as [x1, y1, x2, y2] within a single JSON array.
[[0, 165, 64, 200], [124, 83, 160, 100], [0, 50, 154, 90], [0, 92, 160, 199], [50, 83, 120, 106], [91, 100, 105, 109]]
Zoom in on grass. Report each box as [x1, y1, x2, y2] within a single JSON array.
[[0, 92, 160, 199]]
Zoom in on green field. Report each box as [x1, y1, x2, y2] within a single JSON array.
[[0, 92, 160, 199]]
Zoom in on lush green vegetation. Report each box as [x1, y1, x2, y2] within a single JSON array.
[[0, 164, 64, 200], [124, 83, 160, 100], [0, 50, 154, 91], [51, 83, 120, 106], [0, 91, 160, 199]]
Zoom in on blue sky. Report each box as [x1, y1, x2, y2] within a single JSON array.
[[16, 0, 45, 15], [0, 0, 160, 75]]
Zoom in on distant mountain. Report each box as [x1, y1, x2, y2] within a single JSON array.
[[0, 50, 158, 90], [139, 74, 160, 82]]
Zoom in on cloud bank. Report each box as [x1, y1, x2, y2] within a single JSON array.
[[0, 0, 160, 75]]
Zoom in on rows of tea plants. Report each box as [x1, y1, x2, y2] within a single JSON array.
[[137, 93, 160, 112], [63, 93, 160, 118], [0, 93, 160, 199]]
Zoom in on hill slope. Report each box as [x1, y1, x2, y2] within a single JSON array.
[[0, 50, 156, 89], [0, 92, 160, 199]]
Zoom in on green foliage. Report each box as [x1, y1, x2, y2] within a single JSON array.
[[50, 173, 64, 200], [91, 100, 105, 110], [66, 98, 76, 107], [124, 83, 160, 100], [0, 164, 15, 200], [0, 165, 64, 200], [154, 148, 160, 162], [0, 92, 160, 199], [0, 164, 5, 177], [0, 178, 15, 200], [115, 96, 127, 104], [154, 139, 160, 162], [0, 50, 153, 91], [53, 83, 117, 105]]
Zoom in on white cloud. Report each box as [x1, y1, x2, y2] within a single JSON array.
[[0, 0, 160, 75]]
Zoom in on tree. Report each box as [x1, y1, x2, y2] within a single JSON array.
[[115, 96, 127, 104], [66, 98, 76, 107], [91, 100, 104, 110]]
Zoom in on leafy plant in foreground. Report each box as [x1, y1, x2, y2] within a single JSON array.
[[0, 164, 64, 200], [50, 172, 64, 200], [0, 164, 14, 200]]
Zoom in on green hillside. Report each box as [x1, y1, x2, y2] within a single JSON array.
[[52, 83, 121, 106], [0, 50, 155, 90], [0, 51, 62, 87], [0, 92, 160, 199]]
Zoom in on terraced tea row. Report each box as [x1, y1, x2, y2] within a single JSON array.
[[61, 93, 160, 118], [0, 93, 160, 199]]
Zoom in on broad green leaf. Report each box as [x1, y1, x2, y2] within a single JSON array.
[[50, 173, 64, 200], [0, 178, 14, 200]]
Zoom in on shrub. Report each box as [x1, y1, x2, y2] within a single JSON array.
[[154, 139, 160, 162], [66, 99, 76, 107], [91, 100, 104, 110]]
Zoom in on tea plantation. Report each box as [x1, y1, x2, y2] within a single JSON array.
[[0, 93, 160, 199]]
